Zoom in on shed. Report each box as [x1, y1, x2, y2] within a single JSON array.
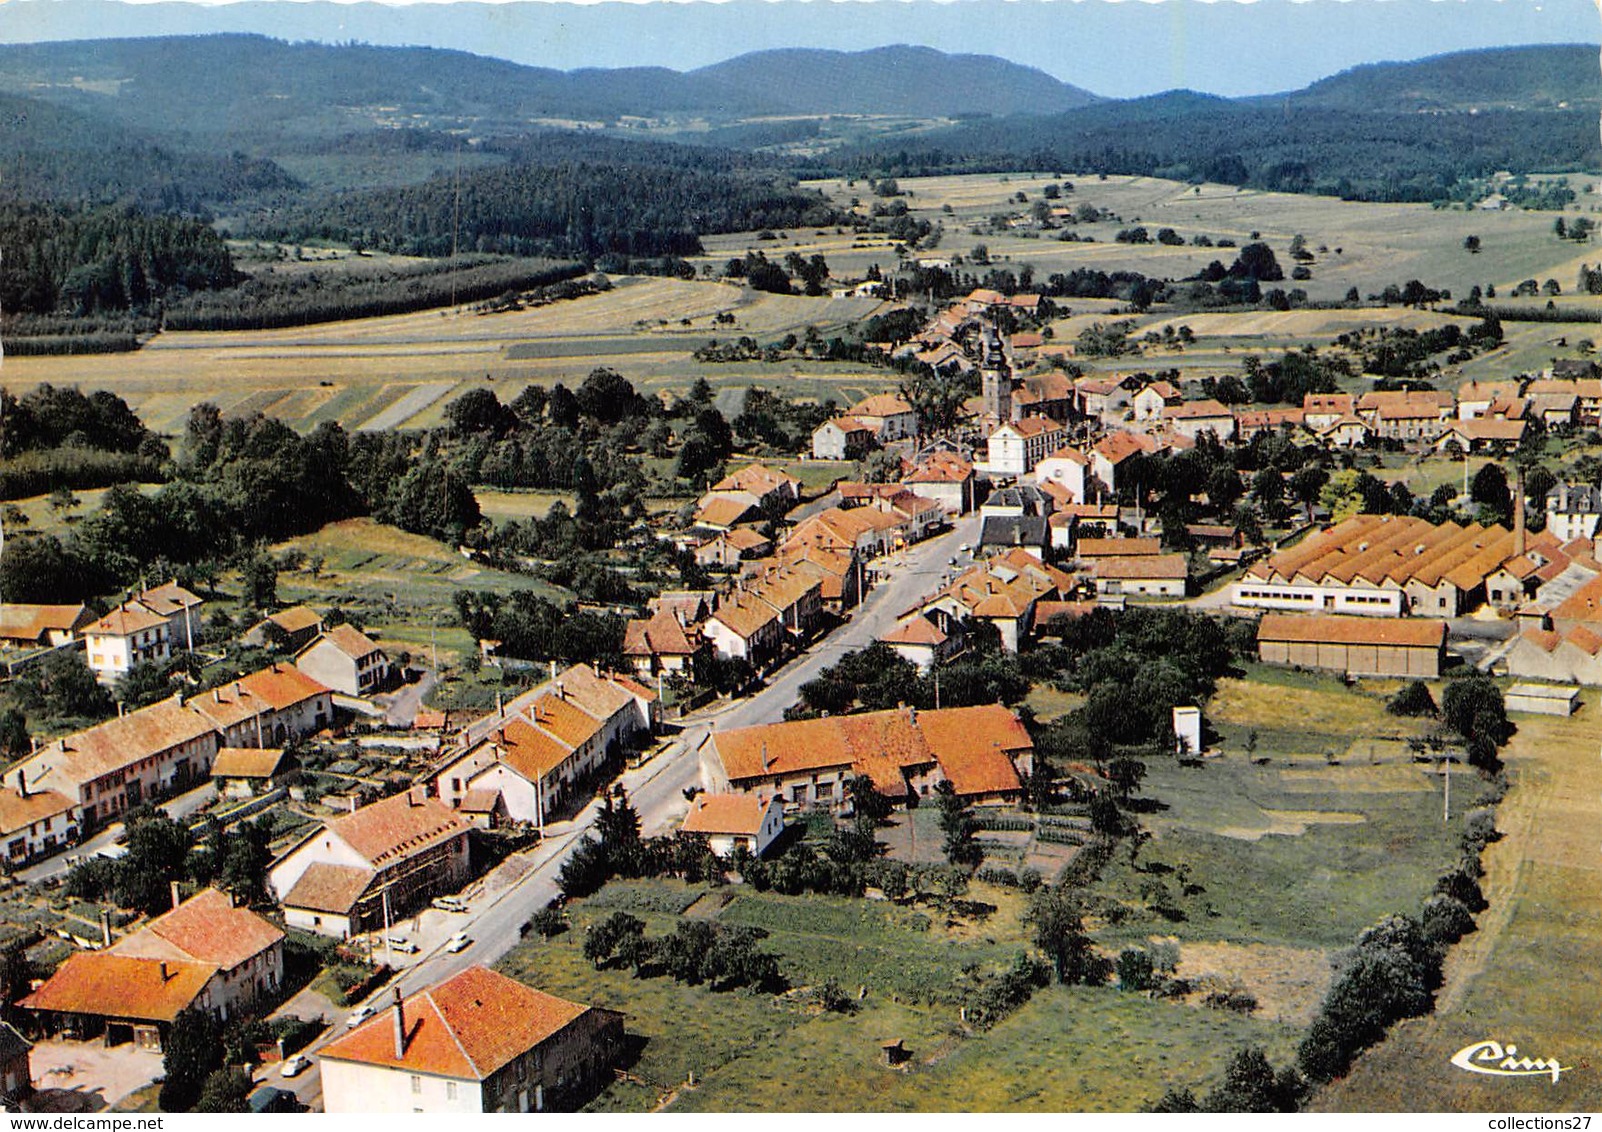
[[1505, 683, 1581, 716]]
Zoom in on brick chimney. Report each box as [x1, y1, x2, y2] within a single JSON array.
[[392, 986, 407, 1059], [170, 880, 182, 911], [1514, 465, 1527, 559]]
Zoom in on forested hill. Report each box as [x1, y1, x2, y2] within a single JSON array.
[[0, 91, 298, 210], [249, 147, 843, 259], [689, 46, 1099, 116], [830, 96, 1600, 203], [0, 34, 1101, 146], [1269, 43, 1601, 112]]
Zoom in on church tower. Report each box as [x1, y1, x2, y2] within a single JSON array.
[[980, 327, 1013, 424]]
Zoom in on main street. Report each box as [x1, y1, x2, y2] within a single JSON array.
[[278, 510, 984, 1109]]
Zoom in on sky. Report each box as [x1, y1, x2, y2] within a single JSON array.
[[0, 0, 1596, 98]]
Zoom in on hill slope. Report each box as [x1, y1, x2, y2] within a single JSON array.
[[1272, 43, 1602, 111], [690, 45, 1099, 116], [0, 34, 1101, 148]]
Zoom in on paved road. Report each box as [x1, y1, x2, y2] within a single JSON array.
[[279, 512, 984, 1109], [18, 781, 219, 884]]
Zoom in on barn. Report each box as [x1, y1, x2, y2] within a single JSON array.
[[1256, 613, 1448, 678]]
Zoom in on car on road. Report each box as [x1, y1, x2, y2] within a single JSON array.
[[387, 936, 419, 954], [958, 543, 971, 554], [445, 932, 471, 954], [431, 896, 468, 913], [280, 1054, 310, 1078], [345, 1005, 376, 1028], [250, 1087, 303, 1114]]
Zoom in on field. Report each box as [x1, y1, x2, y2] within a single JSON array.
[[11, 172, 1602, 440], [496, 878, 1297, 1112], [267, 518, 558, 660], [1313, 691, 1602, 1111]]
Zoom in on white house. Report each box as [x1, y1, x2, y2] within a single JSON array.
[[319, 967, 625, 1114], [1132, 381, 1183, 422], [84, 601, 171, 684], [987, 417, 1066, 477], [0, 779, 78, 867], [1163, 399, 1236, 442], [269, 789, 472, 939], [1033, 446, 1089, 503], [295, 624, 391, 697], [680, 793, 785, 858], [1547, 482, 1602, 542], [811, 417, 875, 461]]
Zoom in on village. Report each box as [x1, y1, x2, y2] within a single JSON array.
[[0, 252, 1593, 1113]]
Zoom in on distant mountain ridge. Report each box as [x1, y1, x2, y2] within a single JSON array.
[[0, 35, 1099, 145], [690, 46, 1099, 116], [1267, 43, 1602, 110]]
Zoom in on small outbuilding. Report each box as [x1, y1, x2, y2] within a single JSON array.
[[1504, 683, 1581, 716]]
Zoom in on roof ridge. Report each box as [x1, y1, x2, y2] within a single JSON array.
[[428, 986, 483, 1078]]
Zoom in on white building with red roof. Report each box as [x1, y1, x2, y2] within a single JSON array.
[[296, 623, 392, 697], [681, 793, 784, 858], [269, 789, 472, 939], [84, 600, 171, 684], [320, 967, 624, 1113]]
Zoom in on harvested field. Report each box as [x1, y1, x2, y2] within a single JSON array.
[[1173, 940, 1333, 1028]]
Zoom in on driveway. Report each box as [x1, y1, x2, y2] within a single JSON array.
[[29, 1039, 163, 1112]]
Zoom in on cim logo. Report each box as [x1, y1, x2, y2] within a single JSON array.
[[1451, 1040, 1570, 1083]]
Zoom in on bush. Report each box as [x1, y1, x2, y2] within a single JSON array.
[[1203, 989, 1259, 1014], [1420, 893, 1477, 945], [1387, 680, 1437, 717], [1116, 947, 1155, 992]]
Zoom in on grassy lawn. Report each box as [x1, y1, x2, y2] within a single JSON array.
[[1093, 755, 1474, 952], [1312, 691, 1602, 1111], [496, 875, 1294, 1112]]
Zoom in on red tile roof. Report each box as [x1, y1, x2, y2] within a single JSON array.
[[1256, 613, 1448, 648], [85, 601, 167, 638], [0, 604, 92, 644], [319, 966, 603, 1081], [114, 888, 283, 972], [281, 862, 373, 915], [330, 791, 470, 868], [210, 747, 286, 780], [682, 794, 770, 837], [22, 952, 215, 1024], [0, 787, 75, 836]]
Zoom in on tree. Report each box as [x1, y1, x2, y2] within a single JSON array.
[[847, 773, 891, 835], [1319, 468, 1368, 523], [583, 911, 646, 969], [194, 1068, 254, 1114], [558, 837, 612, 900], [1463, 235, 1481, 253], [1026, 886, 1110, 985], [934, 781, 982, 869], [1116, 947, 1155, 992], [1203, 1048, 1305, 1112], [161, 1006, 224, 1111], [1387, 680, 1437, 718], [0, 709, 28, 760], [218, 815, 274, 906], [1441, 673, 1508, 746], [0, 942, 30, 1026], [596, 788, 642, 873], [242, 552, 278, 610], [444, 388, 511, 436]]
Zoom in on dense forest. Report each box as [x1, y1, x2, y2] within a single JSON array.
[[0, 92, 299, 212], [0, 202, 240, 317], [827, 99, 1600, 203], [162, 255, 585, 332], [247, 154, 843, 258]]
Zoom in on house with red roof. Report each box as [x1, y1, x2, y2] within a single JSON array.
[[320, 967, 624, 1113], [83, 600, 171, 685], [681, 793, 785, 858], [296, 624, 392, 697], [703, 704, 1033, 808], [269, 789, 472, 939], [21, 888, 284, 1048]]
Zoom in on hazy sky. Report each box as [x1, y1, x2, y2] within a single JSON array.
[[1, 0, 1597, 97]]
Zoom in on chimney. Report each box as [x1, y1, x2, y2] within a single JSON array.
[[549, 660, 557, 683], [761, 742, 770, 772], [175, 688, 185, 708], [159, 961, 169, 982], [1514, 465, 1527, 558], [349, 795, 358, 814], [170, 880, 182, 911], [213, 688, 221, 704], [392, 987, 407, 1059], [14, 769, 23, 799], [234, 681, 243, 698]]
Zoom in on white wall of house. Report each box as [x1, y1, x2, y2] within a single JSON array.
[[1231, 581, 1403, 616], [86, 625, 170, 684], [268, 830, 371, 906], [0, 801, 78, 865], [322, 1059, 485, 1115], [1034, 455, 1086, 502]]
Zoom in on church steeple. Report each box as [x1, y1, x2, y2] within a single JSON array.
[[981, 326, 1012, 423]]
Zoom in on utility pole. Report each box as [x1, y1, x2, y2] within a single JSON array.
[[1442, 752, 1453, 823]]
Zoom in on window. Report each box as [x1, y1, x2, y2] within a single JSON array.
[[411, 1076, 422, 1095], [446, 1081, 458, 1101]]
